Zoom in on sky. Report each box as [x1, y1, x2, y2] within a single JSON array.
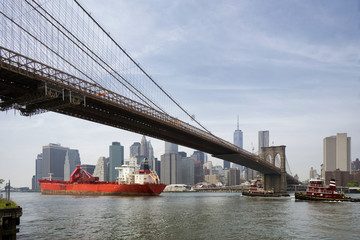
[[1, 0, 360, 187]]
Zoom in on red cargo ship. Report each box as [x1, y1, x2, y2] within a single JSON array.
[[39, 160, 166, 196], [295, 178, 360, 202]]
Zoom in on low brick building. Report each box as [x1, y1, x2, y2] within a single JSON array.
[[325, 169, 360, 186]]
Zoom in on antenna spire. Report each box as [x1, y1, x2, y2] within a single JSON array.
[[237, 115, 239, 130]]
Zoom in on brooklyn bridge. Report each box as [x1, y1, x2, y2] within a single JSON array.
[[0, 0, 299, 192]]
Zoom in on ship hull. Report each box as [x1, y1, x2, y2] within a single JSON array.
[[295, 192, 360, 202], [242, 191, 289, 197], [39, 181, 166, 196]]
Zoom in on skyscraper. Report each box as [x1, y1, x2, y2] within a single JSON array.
[[203, 161, 213, 175], [130, 142, 141, 158], [42, 143, 69, 180], [154, 157, 161, 177], [165, 142, 178, 154], [64, 151, 71, 181], [130, 141, 144, 165], [309, 167, 318, 179], [93, 157, 109, 181], [178, 151, 187, 158], [148, 140, 155, 170], [64, 149, 81, 181], [223, 159, 230, 169], [31, 175, 36, 190], [181, 156, 195, 185], [132, 136, 156, 169], [109, 142, 124, 181], [192, 151, 206, 164], [234, 117, 243, 149], [324, 136, 336, 171], [228, 168, 241, 186], [324, 133, 351, 172], [336, 133, 351, 172], [140, 136, 148, 157], [160, 152, 182, 185], [161, 141, 181, 184], [32, 153, 42, 190], [353, 158, 360, 171], [258, 130, 269, 153], [232, 117, 243, 171], [188, 151, 205, 184], [194, 160, 204, 184], [35, 153, 42, 188]]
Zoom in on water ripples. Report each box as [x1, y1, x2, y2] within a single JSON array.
[[11, 192, 360, 239]]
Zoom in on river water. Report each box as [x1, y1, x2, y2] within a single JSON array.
[[11, 192, 360, 239]]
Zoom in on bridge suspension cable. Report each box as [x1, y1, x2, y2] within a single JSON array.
[[72, 0, 218, 143], [285, 157, 293, 176], [24, 0, 163, 114], [1, 0, 163, 110]]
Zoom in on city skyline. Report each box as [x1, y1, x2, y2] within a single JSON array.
[[1, 0, 360, 187], [2, 126, 359, 188], [30, 139, 213, 189]]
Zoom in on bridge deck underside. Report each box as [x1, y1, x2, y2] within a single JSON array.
[[214, 154, 279, 174], [0, 66, 233, 155]]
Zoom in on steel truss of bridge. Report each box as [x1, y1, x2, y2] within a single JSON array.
[[0, 46, 299, 184]]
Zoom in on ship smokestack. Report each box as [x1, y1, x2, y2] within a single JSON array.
[[329, 178, 336, 192]]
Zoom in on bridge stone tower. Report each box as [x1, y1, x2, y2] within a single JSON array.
[[260, 146, 287, 193]]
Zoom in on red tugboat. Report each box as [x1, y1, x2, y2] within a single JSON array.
[[242, 179, 289, 197], [39, 159, 166, 196], [295, 178, 360, 202]]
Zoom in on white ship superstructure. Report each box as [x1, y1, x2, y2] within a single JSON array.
[[116, 159, 160, 185]]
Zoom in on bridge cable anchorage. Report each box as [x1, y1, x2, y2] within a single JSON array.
[[73, 0, 224, 140], [27, 0, 167, 115]]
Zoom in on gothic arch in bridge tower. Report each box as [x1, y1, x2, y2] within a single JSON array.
[[260, 145, 287, 193], [265, 155, 272, 164], [260, 145, 286, 172], [274, 153, 281, 168]]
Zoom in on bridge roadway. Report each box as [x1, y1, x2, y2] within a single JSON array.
[[0, 47, 298, 184]]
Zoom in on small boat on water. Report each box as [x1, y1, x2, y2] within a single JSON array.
[[295, 178, 360, 202], [242, 179, 289, 197]]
